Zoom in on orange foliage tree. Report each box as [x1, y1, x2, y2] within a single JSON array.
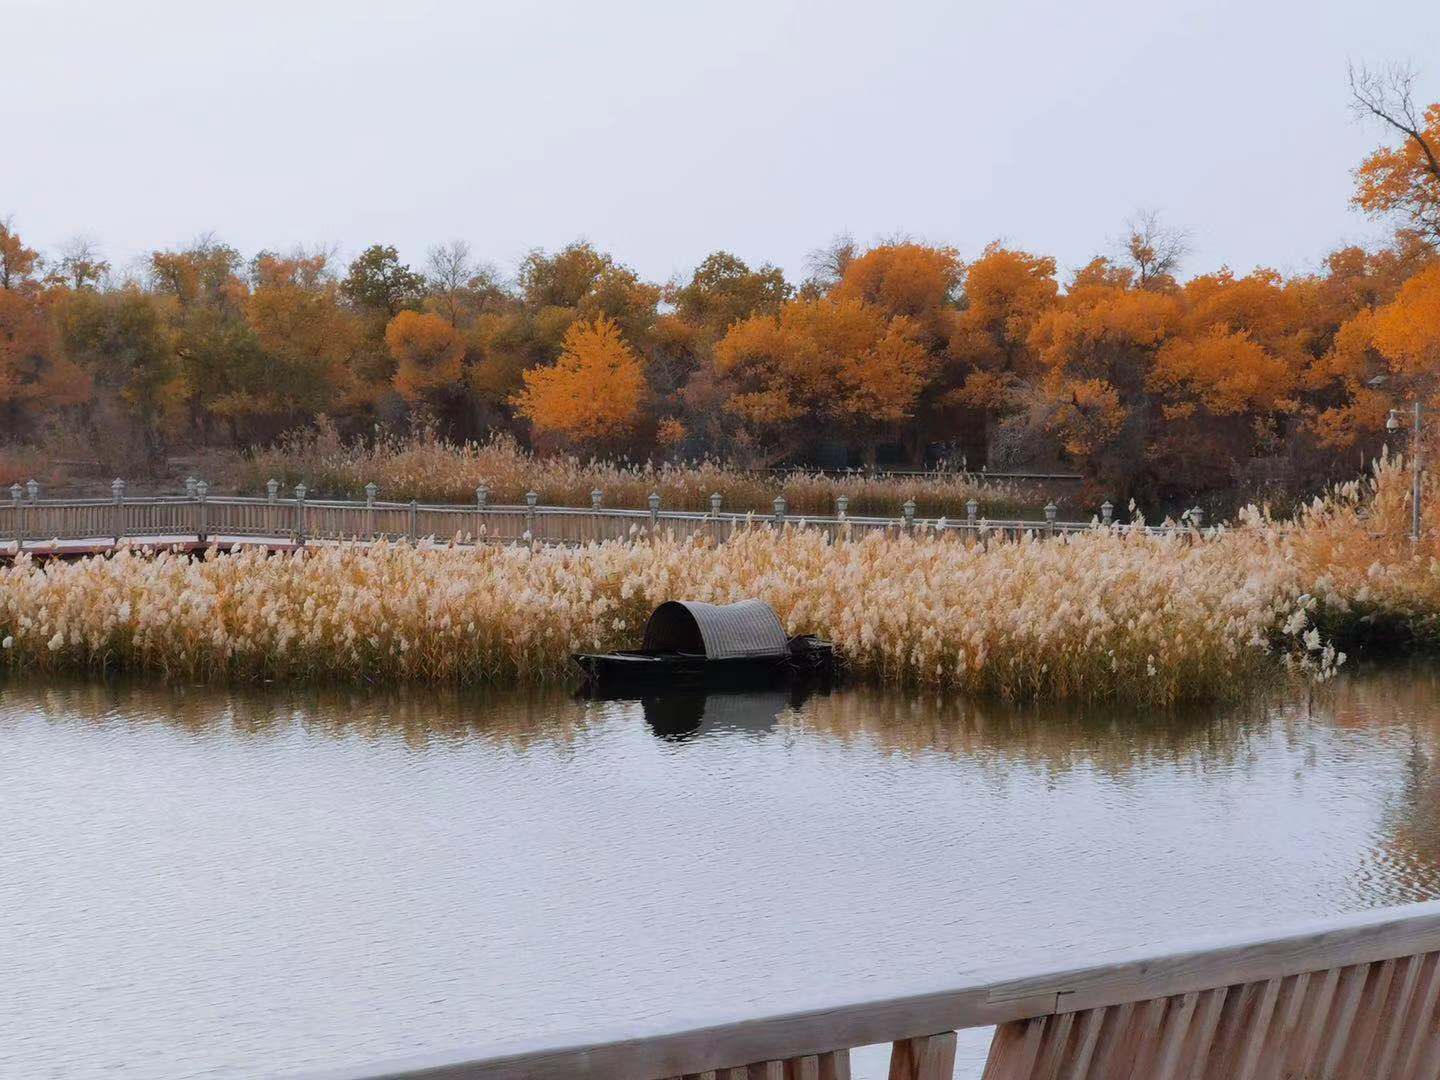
[[386, 310, 464, 404], [512, 315, 646, 447], [714, 297, 932, 463]]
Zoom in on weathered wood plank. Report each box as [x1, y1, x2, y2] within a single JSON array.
[[1371, 953, 1424, 1077], [1150, 991, 1199, 1080], [1232, 977, 1282, 1080], [1395, 952, 1440, 1077], [888, 1032, 956, 1080]]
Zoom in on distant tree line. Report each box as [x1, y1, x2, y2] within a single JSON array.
[[2, 65, 1439, 507]]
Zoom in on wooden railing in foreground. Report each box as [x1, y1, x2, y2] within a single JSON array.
[[305, 901, 1440, 1080], [2, 481, 1207, 553]]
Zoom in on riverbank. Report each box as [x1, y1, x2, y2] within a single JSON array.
[[5, 458, 1438, 705], [0, 520, 1315, 706], [229, 425, 1062, 518]]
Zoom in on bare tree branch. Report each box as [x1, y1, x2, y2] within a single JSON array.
[[1349, 61, 1440, 186]]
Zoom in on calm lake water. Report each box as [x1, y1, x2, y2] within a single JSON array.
[[5, 669, 1440, 1079]]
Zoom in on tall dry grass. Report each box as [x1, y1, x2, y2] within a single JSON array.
[[0, 512, 1343, 705], [231, 424, 1053, 518]]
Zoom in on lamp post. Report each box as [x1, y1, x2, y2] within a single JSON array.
[[1388, 403, 1422, 541]]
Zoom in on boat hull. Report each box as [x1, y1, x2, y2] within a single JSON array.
[[572, 636, 834, 691]]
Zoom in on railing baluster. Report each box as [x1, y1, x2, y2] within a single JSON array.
[[889, 1032, 955, 1080]]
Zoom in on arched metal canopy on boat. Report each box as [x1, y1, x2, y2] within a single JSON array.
[[642, 599, 789, 660]]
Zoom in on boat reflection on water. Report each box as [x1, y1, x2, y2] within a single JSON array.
[[583, 685, 820, 741]]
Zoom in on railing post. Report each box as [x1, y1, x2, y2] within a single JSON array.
[[10, 483, 22, 552], [526, 490, 539, 546], [647, 491, 660, 539], [591, 487, 603, 542], [1045, 501, 1058, 536], [267, 478, 279, 537], [365, 482, 378, 540], [835, 494, 848, 520], [1101, 499, 1114, 526], [195, 480, 209, 544], [475, 485, 488, 545], [773, 494, 787, 528], [889, 1032, 957, 1080], [902, 498, 916, 531], [408, 499, 419, 542], [24, 479, 38, 546], [709, 492, 723, 544], [111, 478, 125, 546], [184, 476, 197, 498], [1190, 506, 1205, 531], [293, 483, 306, 545]]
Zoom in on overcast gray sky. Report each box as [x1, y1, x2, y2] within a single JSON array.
[[4, 0, 1438, 287]]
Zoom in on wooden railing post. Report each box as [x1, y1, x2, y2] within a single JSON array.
[[266, 478, 279, 537], [889, 1032, 956, 1080], [9, 483, 22, 551], [293, 483, 306, 546], [111, 478, 125, 546], [195, 480, 209, 544], [25, 479, 38, 547]]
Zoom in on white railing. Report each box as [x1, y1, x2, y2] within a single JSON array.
[[301, 900, 1440, 1079], [0, 479, 1207, 553]]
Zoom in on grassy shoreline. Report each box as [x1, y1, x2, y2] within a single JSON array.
[[4, 458, 1437, 706], [230, 426, 1064, 519]]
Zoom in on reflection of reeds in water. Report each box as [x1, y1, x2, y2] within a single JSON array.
[[785, 686, 1279, 779], [0, 677, 594, 754]]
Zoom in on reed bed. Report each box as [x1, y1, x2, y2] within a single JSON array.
[[0, 515, 1341, 706], [232, 425, 1051, 519]]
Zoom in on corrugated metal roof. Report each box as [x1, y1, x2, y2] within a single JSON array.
[[643, 599, 789, 660]]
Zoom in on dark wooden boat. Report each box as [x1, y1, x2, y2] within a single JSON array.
[[572, 599, 834, 689]]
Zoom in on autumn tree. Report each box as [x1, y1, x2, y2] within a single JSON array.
[[0, 218, 41, 291], [55, 237, 110, 291], [671, 251, 790, 334], [1351, 64, 1440, 243], [240, 252, 356, 433], [425, 240, 505, 327], [1120, 210, 1188, 290], [512, 315, 645, 448], [341, 244, 425, 317], [714, 297, 932, 464], [0, 220, 90, 434], [150, 237, 247, 309], [56, 288, 176, 464], [385, 310, 465, 406], [944, 244, 1058, 463]]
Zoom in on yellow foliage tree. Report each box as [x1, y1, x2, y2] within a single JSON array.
[[1369, 263, 1440, 378], [386, 310, 464, 403], [714, 298, 932, 462], [512, 315, 645, 446]]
